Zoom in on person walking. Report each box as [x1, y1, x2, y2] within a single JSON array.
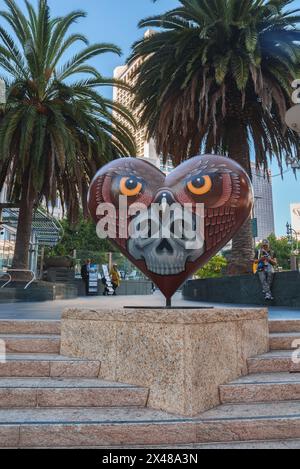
[[110, 264, 121, 296], [81, 259, 91, 296], [255, 240, 277, 301]]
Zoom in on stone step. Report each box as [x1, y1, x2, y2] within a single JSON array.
[[0, 321, 61, 336], [2, 402, 300, 447], [190, 439, 300, 449], [269, 320, 300, 333], [220, 372, 300, 403], [0, 354, 101, 378], [76, 439, 300, 449], [0, 378, 148, 408], [0, 406, 196, 447], [0, 334, 60, 354], [248, 350, 293, 373], [197, 400, 300, 443], [270, 332, 300, 350]]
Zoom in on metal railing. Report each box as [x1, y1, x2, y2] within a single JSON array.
[[0, 271, 11, 289], [0, 269, 36, 290]]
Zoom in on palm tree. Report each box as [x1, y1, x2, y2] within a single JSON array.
[[0, 0, 135, 270], [130, 0, 300, 273]]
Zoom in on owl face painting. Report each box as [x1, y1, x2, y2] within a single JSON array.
[[88, 155, 253, 300]]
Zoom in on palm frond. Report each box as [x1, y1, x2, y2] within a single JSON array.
[[131, 0, 300, 171], [0, 0, 135, 231]]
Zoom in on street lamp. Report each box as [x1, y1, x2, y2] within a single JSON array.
[[286, 221, 299, 271]]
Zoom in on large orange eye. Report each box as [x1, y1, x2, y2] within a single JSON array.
[[120, 176, 143, 197], [187, 175, 212, 195]]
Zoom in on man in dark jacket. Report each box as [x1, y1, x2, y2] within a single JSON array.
[[81, 259, 91, 296]]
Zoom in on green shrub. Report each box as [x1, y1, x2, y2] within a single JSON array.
[[195, 255, 227, 279]]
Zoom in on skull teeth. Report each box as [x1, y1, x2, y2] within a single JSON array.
[[145, 263, 185, 275]]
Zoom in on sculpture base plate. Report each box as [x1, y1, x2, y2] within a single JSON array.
[[124, 306, 214, 310]]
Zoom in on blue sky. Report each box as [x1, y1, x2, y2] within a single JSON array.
[[1, 0, 299, 235]]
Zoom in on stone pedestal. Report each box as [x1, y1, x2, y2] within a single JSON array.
[[61, 307, 268, 416]]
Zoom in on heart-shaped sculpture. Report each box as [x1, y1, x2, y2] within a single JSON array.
[[88, 155, 253, 300]]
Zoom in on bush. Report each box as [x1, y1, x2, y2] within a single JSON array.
[[195, 255, 227, 279], [45, 214, 113, 263]]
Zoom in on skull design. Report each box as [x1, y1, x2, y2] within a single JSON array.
[[127, 201, 205, 275]]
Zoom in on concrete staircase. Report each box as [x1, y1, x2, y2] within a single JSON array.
[[0, 318, 300, 448], [209, 319, 300, 446]]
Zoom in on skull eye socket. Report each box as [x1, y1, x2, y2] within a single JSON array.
[[187, 175, 212, 195], [120, 176, 143, 197]]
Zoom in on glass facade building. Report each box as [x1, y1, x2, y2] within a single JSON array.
[[251, 163, 275, 241]]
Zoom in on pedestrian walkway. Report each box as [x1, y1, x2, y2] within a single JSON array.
[[0, 291, 299, 320]]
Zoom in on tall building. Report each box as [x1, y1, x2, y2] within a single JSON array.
[[113, 30, 160, 168], [251, 163, 275, 241]]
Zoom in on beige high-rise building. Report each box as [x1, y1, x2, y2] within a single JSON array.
[[113, 30, 160, 168]]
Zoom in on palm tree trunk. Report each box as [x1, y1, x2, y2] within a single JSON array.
[[226, 119, 254, 275], [12, 174, 36, 270]]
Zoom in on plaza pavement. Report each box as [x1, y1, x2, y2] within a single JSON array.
[[0, 291, 299, 320]]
